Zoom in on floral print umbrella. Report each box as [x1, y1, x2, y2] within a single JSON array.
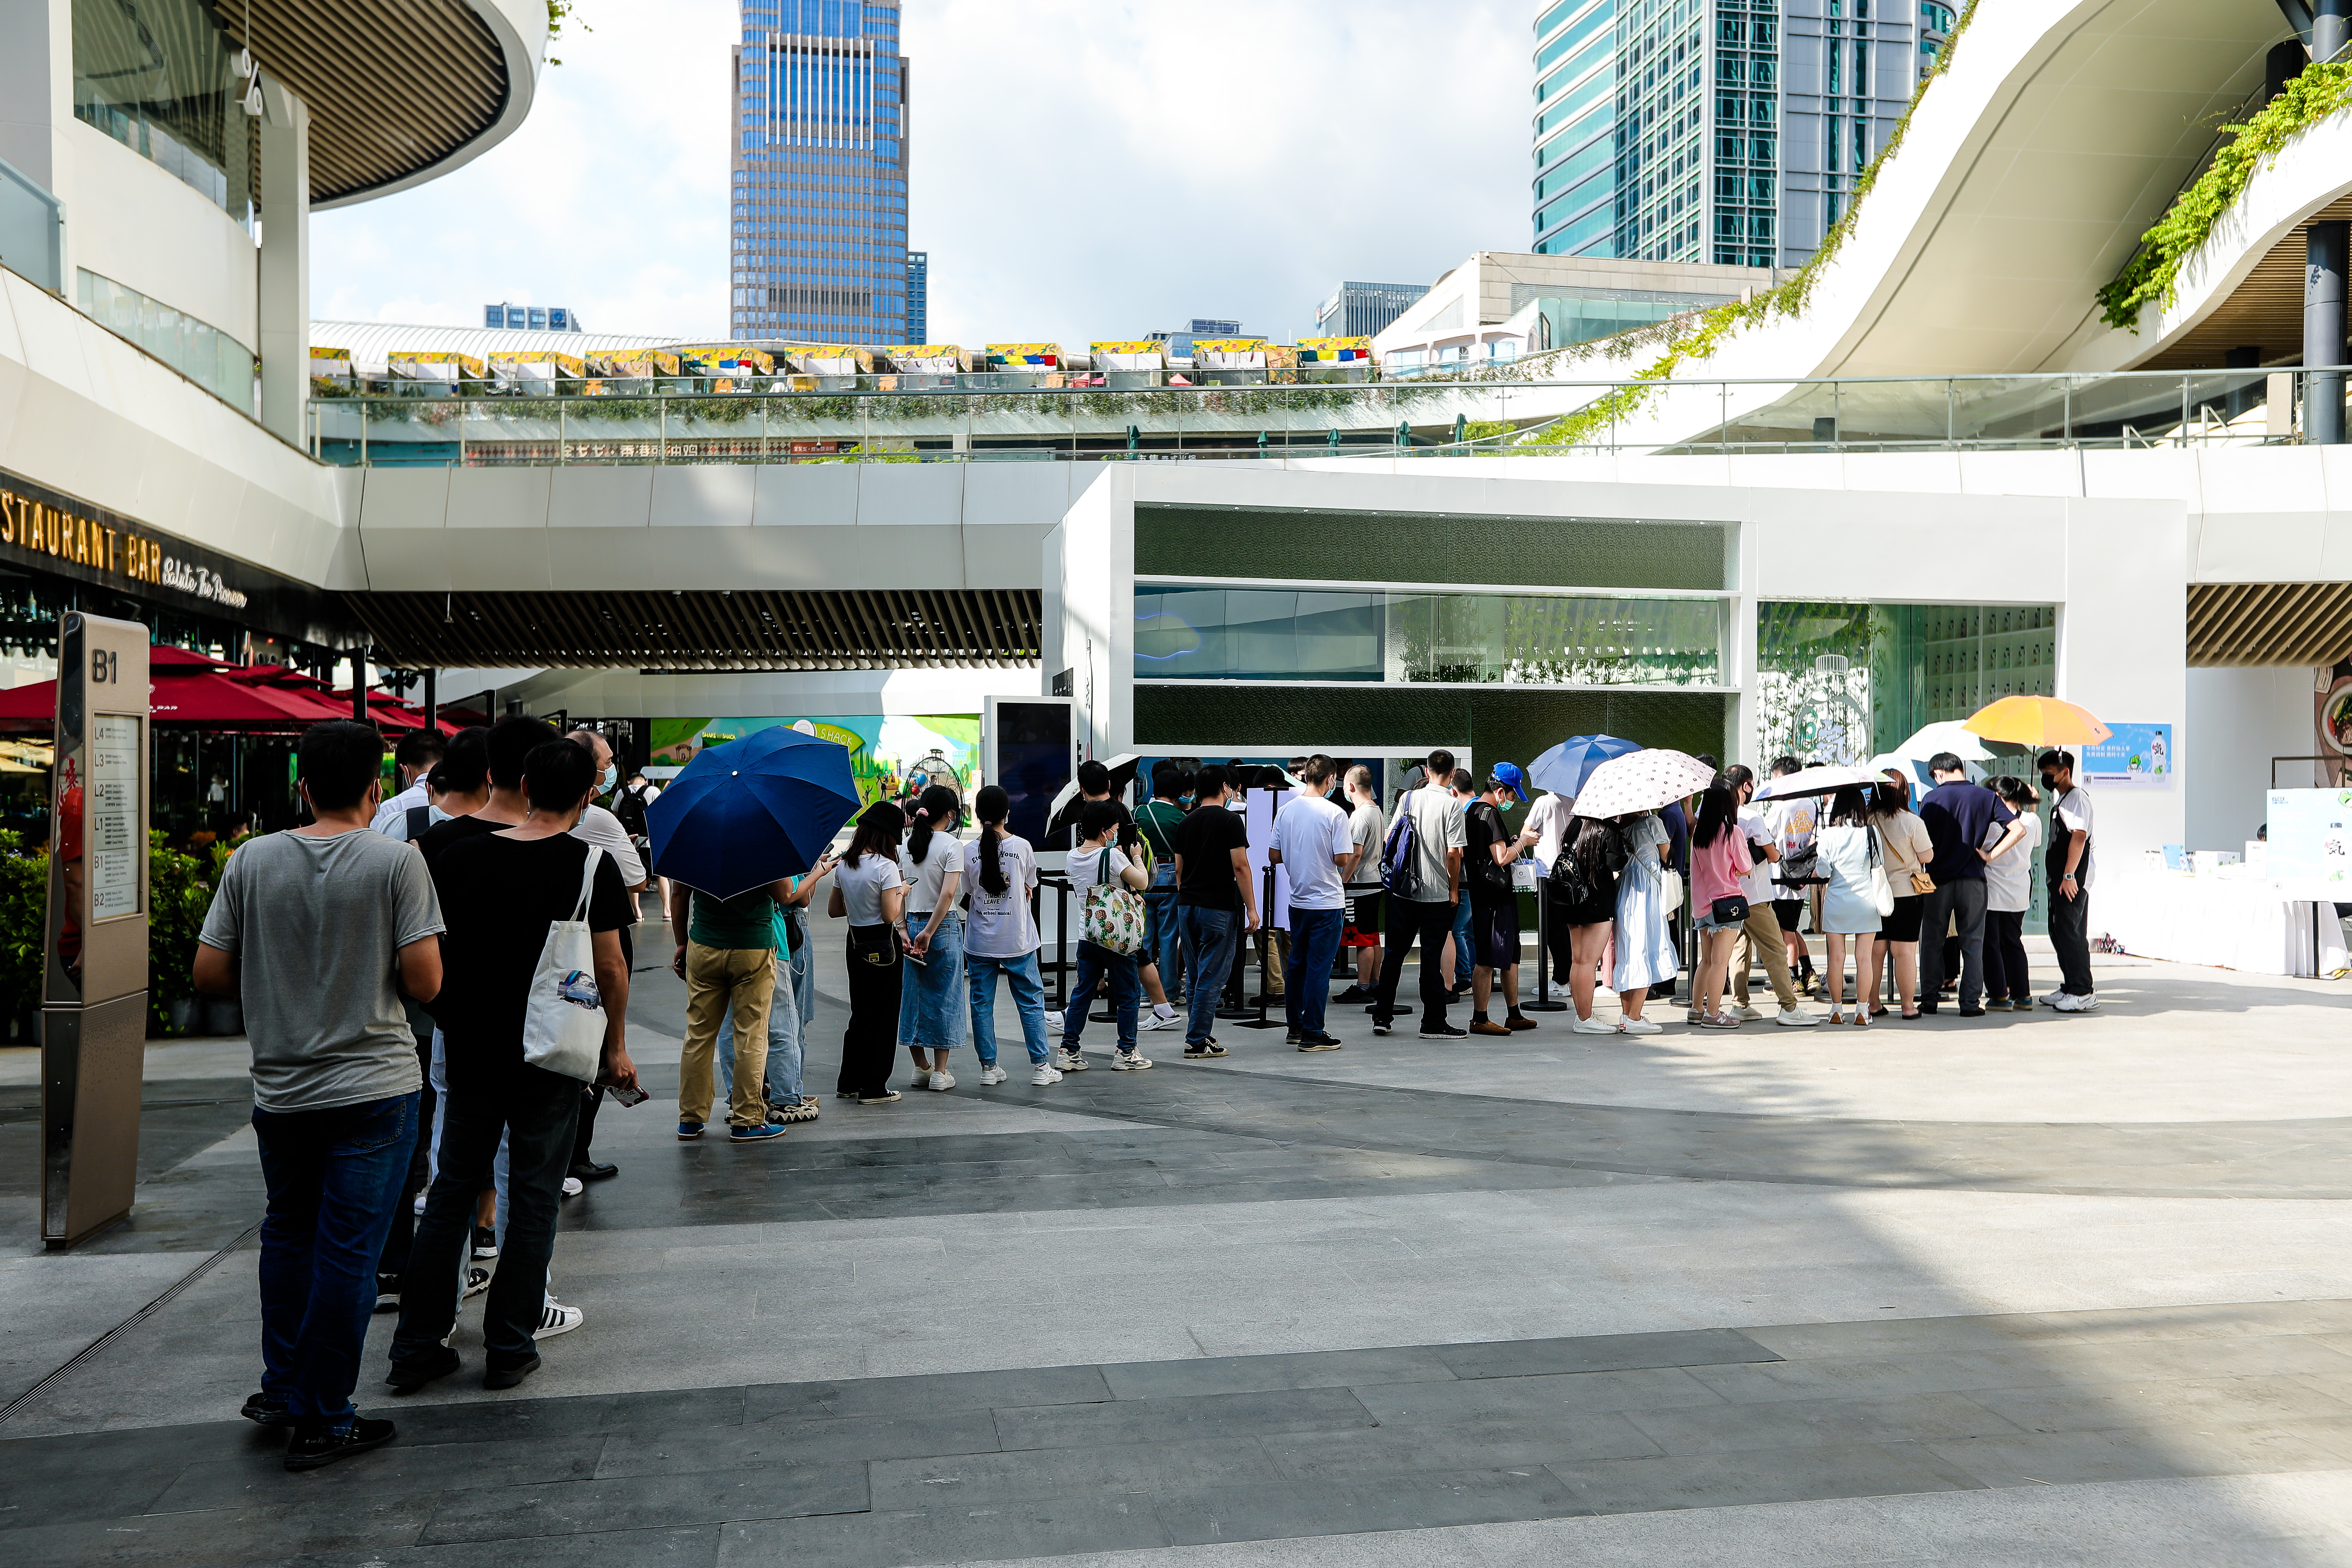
[[1569, 748, 1718, 819]]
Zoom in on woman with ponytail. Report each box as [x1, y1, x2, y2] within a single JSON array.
[[827, 801, 910, 1104], [961, 784, 1056, 1086], [897, 783, 968, 1091]]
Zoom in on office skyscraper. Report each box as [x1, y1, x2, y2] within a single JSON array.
[[905, 250, 928, 342], [1531, 0, 1944, 271], [731, 0, 909, 341], [1315, 282, 1431, 340]]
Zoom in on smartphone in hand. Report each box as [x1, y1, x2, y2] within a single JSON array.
[[603, 1081, 650, 1107]]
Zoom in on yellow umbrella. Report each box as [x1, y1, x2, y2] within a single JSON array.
[[1962, 695, 2111, 748]]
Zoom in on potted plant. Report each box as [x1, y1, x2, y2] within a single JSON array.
[[0, 830, 46, 1043], [148, 832, 219, 1035]]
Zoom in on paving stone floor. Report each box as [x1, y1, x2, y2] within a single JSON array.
[[3, 920, 2351, 1565]]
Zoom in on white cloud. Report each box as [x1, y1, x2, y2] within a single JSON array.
[[310, 1, 1529, 344]]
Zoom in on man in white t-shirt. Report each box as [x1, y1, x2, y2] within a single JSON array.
[[1370, 750, 1468, 1041], [2038, 748, 2098, 1011], [1267, 755, 1356, 1052], [369, 729, 446, 838], [1763, 756, 1821, 995], [1726, 765, 1816, 1027]]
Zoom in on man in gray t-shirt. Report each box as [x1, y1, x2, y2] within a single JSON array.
[[193, 720, 443, 1472], [1370, 750, 1469, 1040]]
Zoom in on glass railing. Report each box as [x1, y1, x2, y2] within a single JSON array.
[[304, 369, 2317, 468], [0, 155, 63, 292]]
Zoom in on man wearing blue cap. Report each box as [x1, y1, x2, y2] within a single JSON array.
[[1464, 764, 1539, 1036]]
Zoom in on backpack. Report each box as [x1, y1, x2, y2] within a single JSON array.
[[612, 784, 650, 838], [1381, 791, 1423, 897], [1549, 819, 1624, 908]]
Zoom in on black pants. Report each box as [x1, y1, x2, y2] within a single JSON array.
[[571, 924, 631, 1168], [839, 948, 903, 1098], [1983, 909, 2029, 1002], [2047, 877, 2094, 996], [1919, 877, 1988, 1008], [376, 1025, 436, 1290], [390, 1059, 580, 1371], [1372, 897, 1456, 1028]]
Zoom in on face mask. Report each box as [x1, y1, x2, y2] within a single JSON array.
[[600, 763, 618, 791]]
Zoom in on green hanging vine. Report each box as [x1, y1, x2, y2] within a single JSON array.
[[1519, 0, 1983, 448], [2095, 62, 2352, 332]]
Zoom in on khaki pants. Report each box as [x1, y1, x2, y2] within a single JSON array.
[[681, 943, 775, 1128], [1731, 903, 1800, 1011]]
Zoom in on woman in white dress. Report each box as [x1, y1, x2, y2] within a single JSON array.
[[1812, 785, 1884, 1028], [1609, 811, 1677, 1034]]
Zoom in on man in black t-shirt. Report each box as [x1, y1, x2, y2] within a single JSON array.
[[389, 740, 637, 1397], [1464, 765, 1536, 1037], [1170, 766, 1258, 1058]]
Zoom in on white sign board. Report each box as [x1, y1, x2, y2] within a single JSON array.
[[88, 715, 141, 920], [2264, 788, 2352, 890]]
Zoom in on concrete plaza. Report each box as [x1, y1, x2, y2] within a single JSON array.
[[4, 923, 2352, 1566]]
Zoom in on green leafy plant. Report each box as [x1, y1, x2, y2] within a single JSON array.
[[1518, 0, 1984, 449], [546, 0, 589, 66], [148, 830, 217, 1029], [2096, 62, 2352, 331], [0, 830, 46, 1037]]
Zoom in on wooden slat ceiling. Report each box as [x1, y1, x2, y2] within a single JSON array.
[[216, 0, 510, 205], [348, 589, 1045, 671], [2137, 197, 2352, 371], [2189, 581, 2352, 665]]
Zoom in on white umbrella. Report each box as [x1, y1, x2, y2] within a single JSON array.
[[1570, 748, 1717, 819], [1892, 721, 1996, 764], [1753, 763, 1882, 801]]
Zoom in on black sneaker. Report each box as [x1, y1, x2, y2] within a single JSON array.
[[1916, 1002, 1939, 1015], [1958, 1006, 1986, 1018], [1371, 1016, 1393, 1036], [1182, 1040, 1228, 1059], [1419, 1021, 1469, 1040], [284, 1416, 396, 1472], [241, 1391, 296, 1428], [372, 1273, 401, 1312], [1334, 985, 1372, 1004], [482, 1355, 541, 1391], [385, 1344, 461, 1393], [470, 1226, 499, 1260], [1283, 1028, 1303, 1045], [1296, 1032, 1342, 1052]]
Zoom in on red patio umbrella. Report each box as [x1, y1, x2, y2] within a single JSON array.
[[0, 646, 348, 729]]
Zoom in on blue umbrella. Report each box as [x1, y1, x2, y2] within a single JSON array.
[[646, 727, 862, 898], [1527, 733, 1642, 798]]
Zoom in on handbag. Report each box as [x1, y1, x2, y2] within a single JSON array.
[[1659, 868, 1684, 915], [847, 920, 902, 968], [1710, 894, 1750, 924], [1081, 867, 1147, 955], [1865, 828, 1896, 918], [521, 847, 609, 1084], [1909, 869, 1935, 896]]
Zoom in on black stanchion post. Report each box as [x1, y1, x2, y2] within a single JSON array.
[[1234, 865, 1288, 1030], [1524, 875, 1566, 1011]]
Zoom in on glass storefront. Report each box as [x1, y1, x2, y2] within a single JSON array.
[[70, 0, 254, 224], [1755, 601, 2057, 763], [1135, 585, 1725, 688]]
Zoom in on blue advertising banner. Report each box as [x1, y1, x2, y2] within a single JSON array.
[[2080, 722, 2172, 788]]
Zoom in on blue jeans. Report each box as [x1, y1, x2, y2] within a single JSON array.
[[967, 950, 1051, 1066], [1065, 941, 1140, 1050], [1285, 906, 1346, 1037], [1450, 897, 1475, 988], [898, 912, 969, 1053], [720, 944, 806, 1106], [1145, 873, 1182, 999], [788, 918, 816, 1029], [1180, 906, 1240, 1045], [252, 1090, 419, 1430]]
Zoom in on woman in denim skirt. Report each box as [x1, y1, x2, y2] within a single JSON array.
[[898, 783, 968, 1090]]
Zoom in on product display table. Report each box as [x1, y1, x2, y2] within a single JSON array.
[[2097, 867, 2349, 978]]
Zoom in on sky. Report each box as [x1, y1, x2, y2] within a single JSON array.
[[309, 1, 1531, 344]]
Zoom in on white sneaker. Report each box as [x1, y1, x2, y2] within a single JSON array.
[[461, 1266, 491, 1301], [1153, 1002, 1179, 1021], [2052, 992, 2100, 1012], [1137, 1010, 1173, 1031], [561, 1176, 584, 1198], [929, 1069, 955, 1090], [1617, 1017, 1663, 1035], [1044, 1011, 1064, 1034], [1057, 1049, 1091, 1072], [1734, 1005, 1766, 1021], [1113, 1050, 1154, 1070], [979, 1064, 1007, 1085], [1776, 1007, 1821, 1028], [537, 1300, 585, 1338], [413, 1190, 427, 1216], [1030, 1064, 1064, 1086], [2041, 987, 2066, 1006], [1570, 1016, 1617, 1034]]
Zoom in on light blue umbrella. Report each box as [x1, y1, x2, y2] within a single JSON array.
[[1527, 733, 1642, 798]]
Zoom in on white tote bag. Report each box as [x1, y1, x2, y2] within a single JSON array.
[[522, 846, 607, 1083]]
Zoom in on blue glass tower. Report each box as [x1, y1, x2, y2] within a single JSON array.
[[905, 249, 927, 342], [731, 0, 909, 341]]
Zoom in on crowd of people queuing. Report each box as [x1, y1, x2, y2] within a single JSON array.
[[191, 716, 2098, 1474]]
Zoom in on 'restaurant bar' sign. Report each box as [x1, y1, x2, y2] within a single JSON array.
[[0, 481, 249, 610]]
